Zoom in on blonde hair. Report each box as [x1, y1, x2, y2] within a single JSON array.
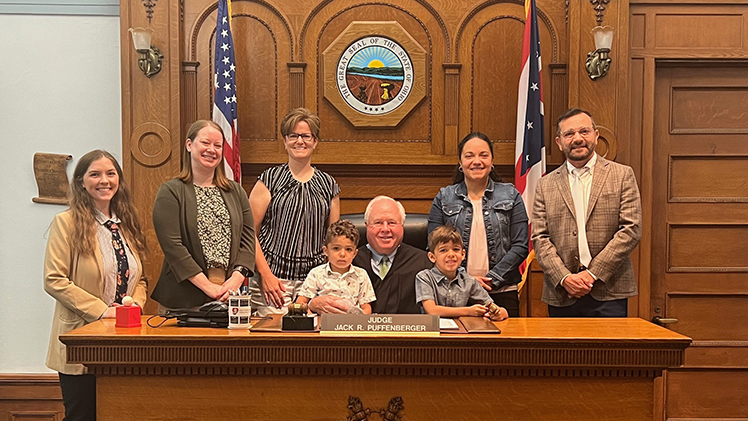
[[177, 120, 231, 190], [68, 150, 146, 259]]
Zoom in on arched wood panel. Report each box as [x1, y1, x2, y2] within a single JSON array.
[[184, 0, 294, 162], [456, 1, 560, 166], [298, 1, 450, 165]]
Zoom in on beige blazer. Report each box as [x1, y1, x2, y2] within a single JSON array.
[[531, 155, 642, 307], [44, 210, 147, 374]]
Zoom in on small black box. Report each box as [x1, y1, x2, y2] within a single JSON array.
[[282, 315, 316, 331]]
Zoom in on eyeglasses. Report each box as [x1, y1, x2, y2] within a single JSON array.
[[369, 220, 401, 229], [560, 126, 595, 140], [286, 133, 314, 141]]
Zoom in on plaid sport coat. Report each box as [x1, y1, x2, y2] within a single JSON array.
[[531, 155, 642, 307]]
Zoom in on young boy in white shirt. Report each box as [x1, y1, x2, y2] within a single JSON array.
[[296, 220, 376, 314]]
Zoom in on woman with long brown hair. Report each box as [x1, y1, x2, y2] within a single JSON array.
[[44, 150, 147, 420], [151, 120, 255, 309]]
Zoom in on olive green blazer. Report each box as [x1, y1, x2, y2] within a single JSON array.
[[151, 179, 255, 309]]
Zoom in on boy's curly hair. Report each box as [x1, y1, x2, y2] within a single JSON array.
[[324, 219, 360, 246]]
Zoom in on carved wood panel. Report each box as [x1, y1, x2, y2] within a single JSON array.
[[629, 4, 748, 418], [0, 375, 63, 421]]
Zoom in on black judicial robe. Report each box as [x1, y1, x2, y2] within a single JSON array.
[[353, 243, 432, 314]]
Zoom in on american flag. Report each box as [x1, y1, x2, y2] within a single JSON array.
[[514, 0, 546, 280], [213, 0, 241, 182]]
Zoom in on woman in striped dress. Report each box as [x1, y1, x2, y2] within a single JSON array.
[[249, 108, 340, 315]]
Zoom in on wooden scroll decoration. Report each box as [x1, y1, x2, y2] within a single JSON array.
[[32, 152, 71, 205], [347, 396, 404, 421]]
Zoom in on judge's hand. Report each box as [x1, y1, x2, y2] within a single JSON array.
[[260, 272, 287, 308], [563, 273, 594, 298], [474, 276, 492, 291], [308, 296, 348, 314]]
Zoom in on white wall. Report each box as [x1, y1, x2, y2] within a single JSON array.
[[0, 14, 122, 372]]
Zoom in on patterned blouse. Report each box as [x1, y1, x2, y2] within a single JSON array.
[[194, 185, 231, 270], [257, 164, 340, 281]]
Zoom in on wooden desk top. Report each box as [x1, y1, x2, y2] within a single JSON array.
[[64, 316, 689, 342], [61, 317, 690, 376]]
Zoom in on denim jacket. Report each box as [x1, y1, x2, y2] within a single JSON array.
[[427, 179, 529, 290]]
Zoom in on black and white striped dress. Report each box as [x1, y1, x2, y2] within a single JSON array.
[[257, 163, 340, 282]]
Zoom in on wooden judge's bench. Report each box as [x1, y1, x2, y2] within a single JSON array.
[[61, 317, 690, 421]]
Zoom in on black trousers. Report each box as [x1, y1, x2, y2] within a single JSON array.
[[58, 372, 96, 421], [490, 290, 520, 317], [548, 294, 628, 317]]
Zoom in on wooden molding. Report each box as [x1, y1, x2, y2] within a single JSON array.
[[61, 318, 689, 377], [0, 374, 63, 421], [242, 163, 517, 180]]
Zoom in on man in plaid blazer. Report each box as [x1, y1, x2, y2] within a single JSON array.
[[532, 108, 642, 317]]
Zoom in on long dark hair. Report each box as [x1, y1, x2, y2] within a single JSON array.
[[452, 132, 502, 184], [69, 150, 146, 259]]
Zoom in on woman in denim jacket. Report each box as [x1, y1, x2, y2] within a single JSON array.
[[428, 132, 529, 316]]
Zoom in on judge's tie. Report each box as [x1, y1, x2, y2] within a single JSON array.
[[571, 167, 592, 268], [379, 255, 390, 279]]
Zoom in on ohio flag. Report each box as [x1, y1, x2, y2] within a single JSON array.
[[514, 0, 546, 280], [213, 0, 241, 182]]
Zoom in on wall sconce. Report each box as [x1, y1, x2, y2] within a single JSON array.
[[129, 27, 163, 78], [585, 25, 614, 80]]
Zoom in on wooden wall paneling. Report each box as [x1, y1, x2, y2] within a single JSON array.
[[121, 0, 183, 315], [301, 1, 447, 164], [685, 342, 748, 367], [528, 261, 547, 317], [629, 55, 651, 320], [442, 63, 460, 156], [547, 63, 568, 164], [613, 0, 631, 164], [181, 61, 200, 140], [666, 368, 748, 419], [669, 154, 748, 202], [455, 1, 560, 167], [667, 224, 748, 271], [645, 57, 748, 420], [184, 0, 293, 165], [631, 3, 748, 59], [611, 0, 633, 315], [567, 0, 629, 167], [288, 62, 306, 108], [666, 293, 748, 342], [0, 374, 63, 421]]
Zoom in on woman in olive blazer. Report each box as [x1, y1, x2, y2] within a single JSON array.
[[151, 120, 255, 309]]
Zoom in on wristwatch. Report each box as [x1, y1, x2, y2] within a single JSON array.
[[233, 265, 252, 278]]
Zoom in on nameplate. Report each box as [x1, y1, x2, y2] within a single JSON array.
[[320, 314, 439, 336]]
